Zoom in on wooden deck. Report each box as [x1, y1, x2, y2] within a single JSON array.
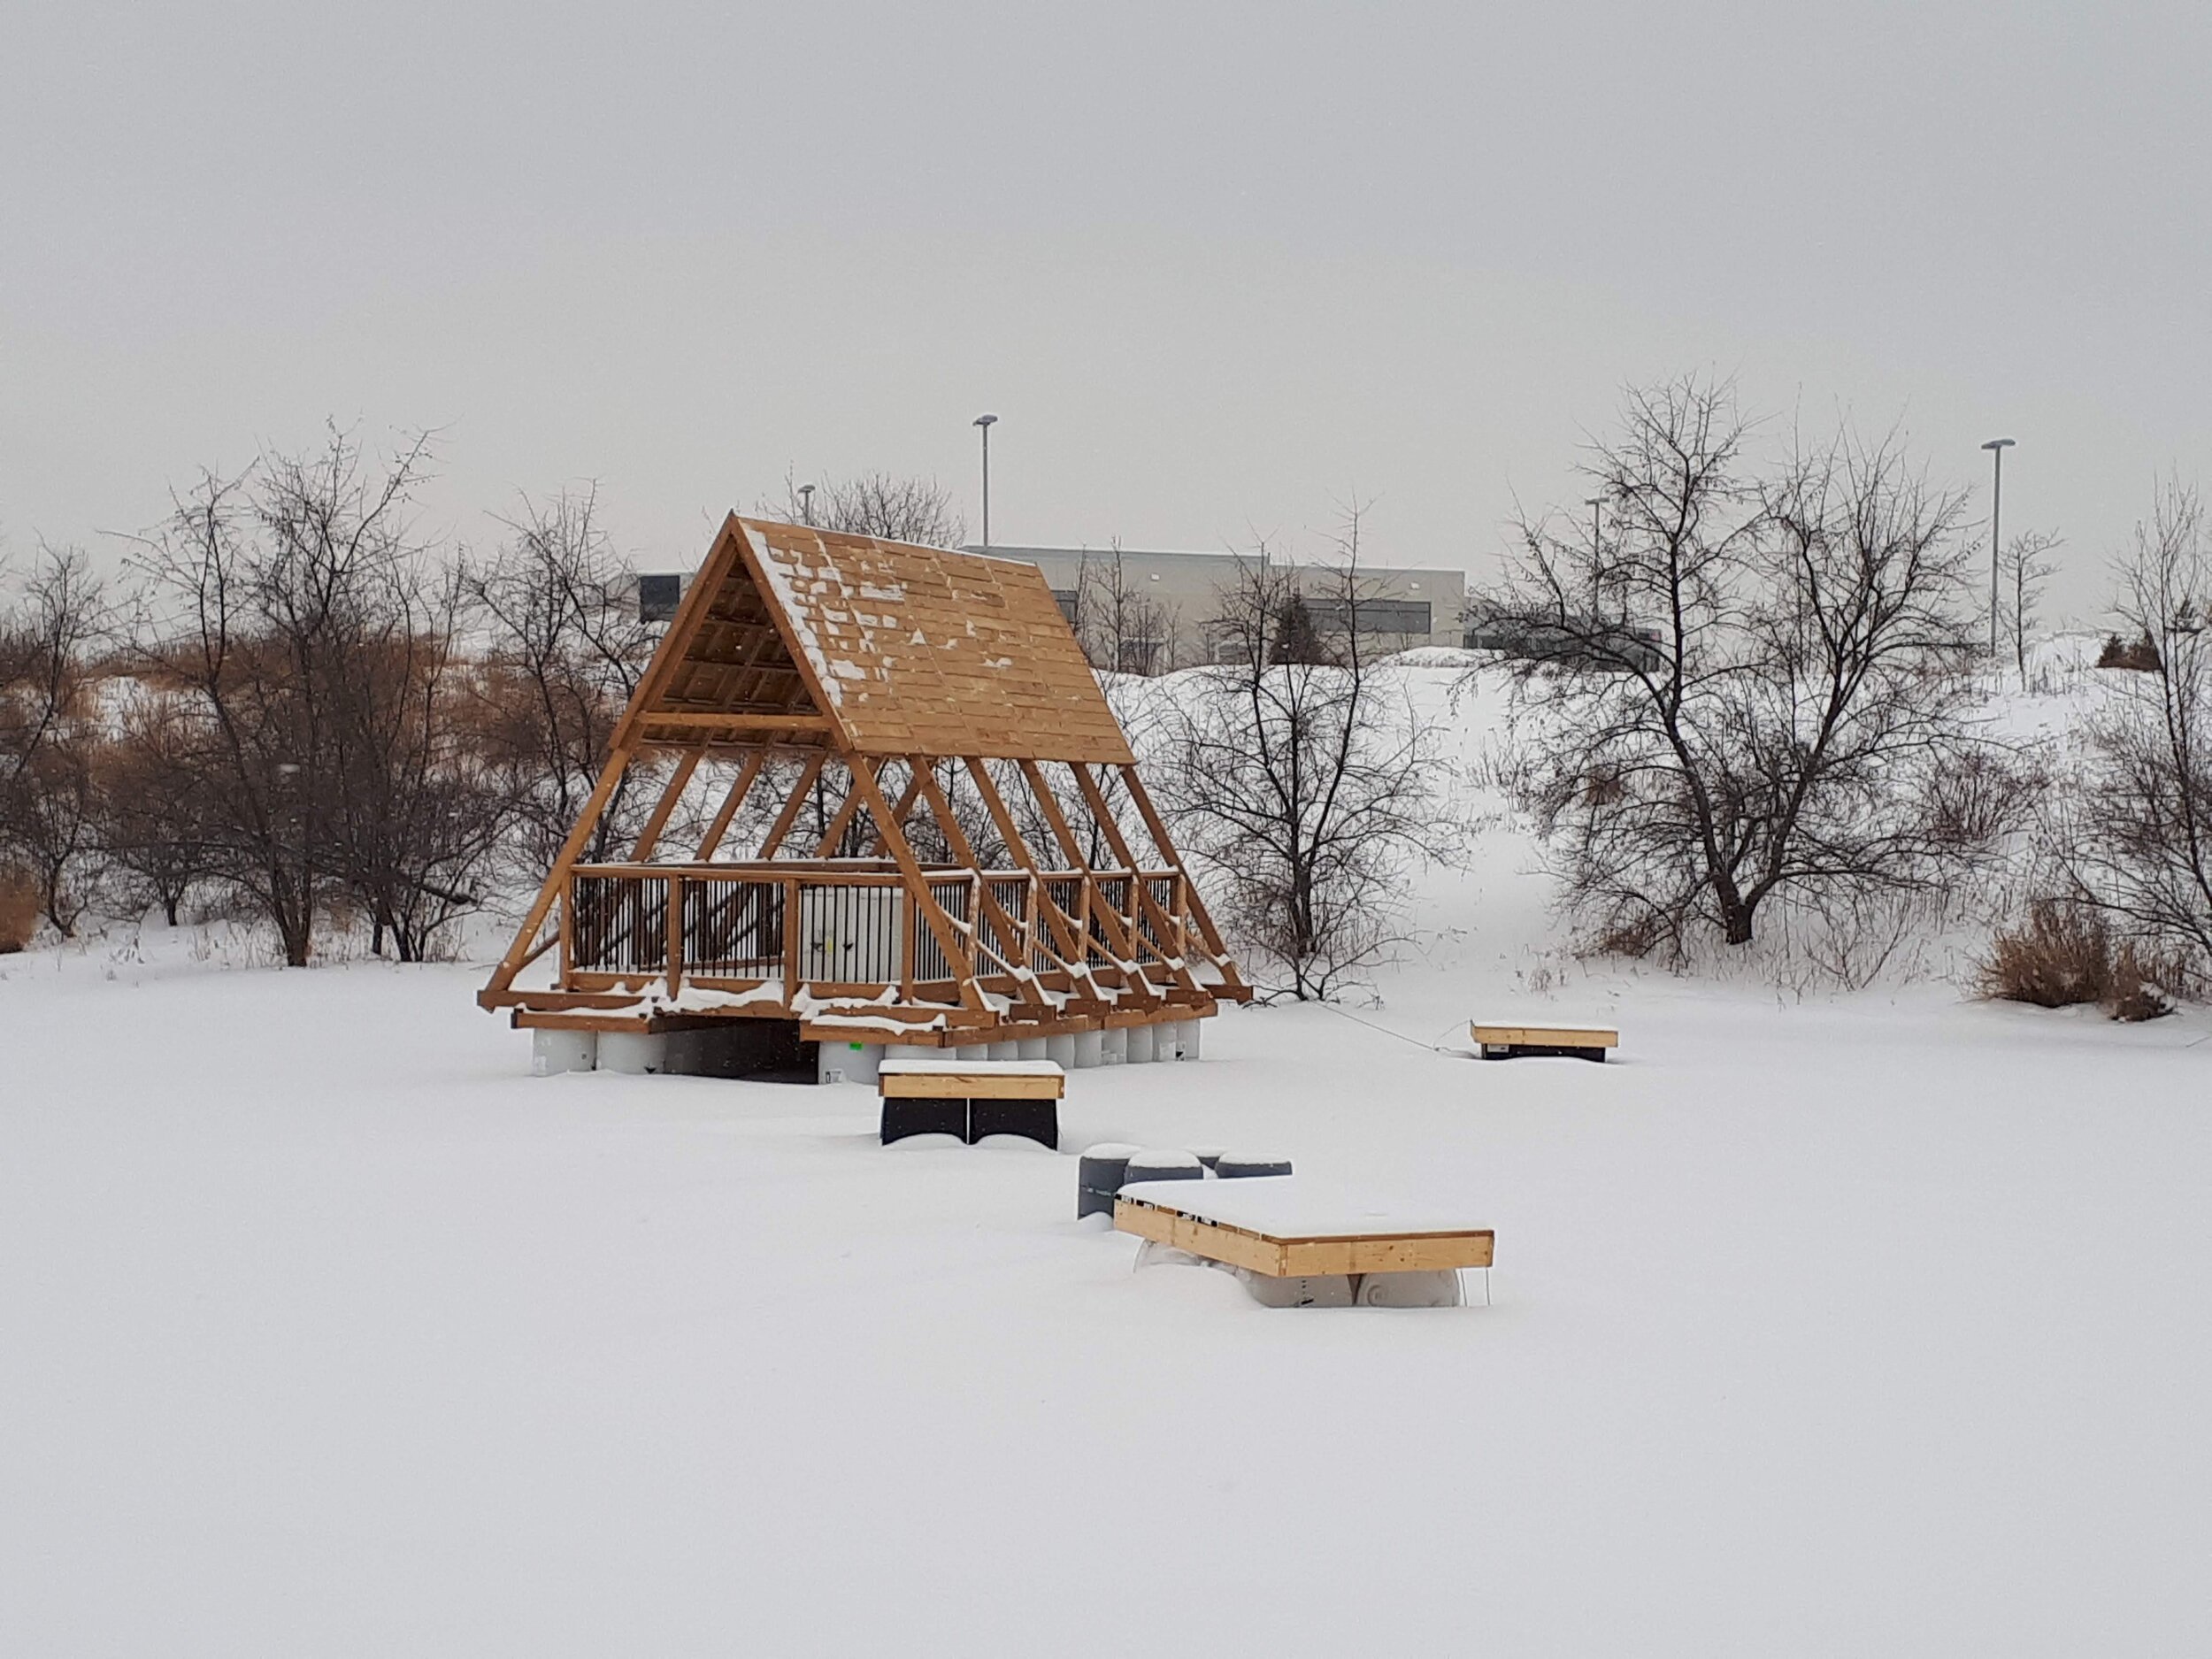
[[1471, 1022, 1617, 1060], [1113, 1182, 1494, 1278]]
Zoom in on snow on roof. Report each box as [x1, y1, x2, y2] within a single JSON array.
[[629, 515, 1133, 764]]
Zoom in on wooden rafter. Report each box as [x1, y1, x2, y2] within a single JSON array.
[[1118, 763, 1246, 990], [962, 757, 1102, 992], [758, 752, 826, 859], [845, 757, 989, 1010], [865, 765, 926, 858], [812, 760, 868, 857], [1070, 762, 1202, 994], [695, 749, 769, 861], [632, 748, 703, 861], [480, 742, 635, 1002], [1015, 757, 1164, 1007], [908, 762, 1048, 1009]]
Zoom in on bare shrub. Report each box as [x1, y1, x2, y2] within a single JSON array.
[[2107, 941, 2185, 1022], [1978, 902, 2112, 1007]]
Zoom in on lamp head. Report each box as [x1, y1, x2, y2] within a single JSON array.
[[1981, 437, 2016, 452], [973, 413, 999, 429]]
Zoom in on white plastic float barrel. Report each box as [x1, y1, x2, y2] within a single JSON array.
[[1017, 1037, 1048, 1062], [1099, 1026, 1127, 1065], [597, 1032, 668, 1075], [531, 1029, 597, 1076], [818, 1039, 883, 1086], [1125, 1024, 1155, 1064], [1241, 1271, 1356, 1309], [1354, 1270, 1465, 1309], [1047, 1033, 1079, 1069], [987, 1041, 1020, 1062], [1071, 1029, 1102, 1069]]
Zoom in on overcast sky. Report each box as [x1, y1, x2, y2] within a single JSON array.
[[4, 3, 2207, 620]]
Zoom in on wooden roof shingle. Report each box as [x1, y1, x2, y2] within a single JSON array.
[[622, 514, 1133, 764]]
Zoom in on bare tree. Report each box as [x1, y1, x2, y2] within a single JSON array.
[[0, 544, 110, 934], [127, 427, 447, 965], [96, 688, 214, 926], [2001, 530, 2062, 679], [466, 486, 657, 873], [2061, 481, 2212, 972], [1147, 513, 1457, 998], [769, 471, 966, 549], [328, 560, 509, 960], [1069, 545, 1174, 675], [1489, 377, 2010, 958]]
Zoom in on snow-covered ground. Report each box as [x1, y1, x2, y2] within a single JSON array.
[[5, 658, 2208, 1656]]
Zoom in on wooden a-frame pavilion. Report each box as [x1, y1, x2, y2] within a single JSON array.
[[480, 515, 1248, 1049]]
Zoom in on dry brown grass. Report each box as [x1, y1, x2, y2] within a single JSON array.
[[0, 870, 38, 954], [1978, 901, 2190, 1020]]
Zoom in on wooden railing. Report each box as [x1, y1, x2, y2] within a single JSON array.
[[559, 860, 1212, 1005]]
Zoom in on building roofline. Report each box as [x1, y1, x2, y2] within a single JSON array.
[[966, 544, 1464, 583]]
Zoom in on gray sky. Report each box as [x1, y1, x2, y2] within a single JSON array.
[[4, 3, 2207, 622]]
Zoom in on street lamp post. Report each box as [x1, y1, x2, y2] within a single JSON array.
[[1981, 438, 2016, 659], [1585, 496, 1604, 620], [798, 482, 815, 526], [973, 413, 999, 548]]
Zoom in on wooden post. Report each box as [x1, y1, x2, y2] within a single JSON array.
[[782, 876, 801, 994], [901, 879, 916, 1002], [559, 870, 576, 982], [665, 875, 684, 998]]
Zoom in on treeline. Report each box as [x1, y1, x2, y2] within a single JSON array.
[[0, 430, 654, 962], [5, 400, 2208, 1011]]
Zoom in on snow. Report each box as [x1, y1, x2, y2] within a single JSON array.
[[1118, 1174, 1486, 1237], [879, 1059, 1064, 1078], [4, 661, 2210, 1655]]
